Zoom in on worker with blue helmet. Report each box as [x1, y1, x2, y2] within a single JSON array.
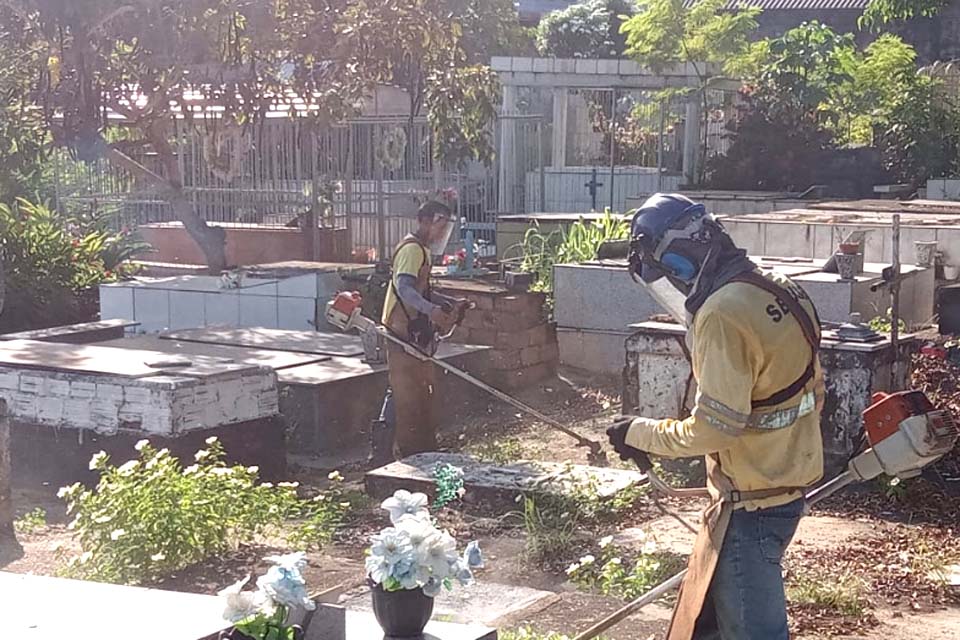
[[608, 193, 826, 640]]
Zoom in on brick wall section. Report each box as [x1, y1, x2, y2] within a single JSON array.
[[436, 281, 558, 389], [0, 367, 278, 436]]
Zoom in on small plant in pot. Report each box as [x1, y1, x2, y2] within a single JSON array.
[[218, 552, 316, 640], [365, 490, 484, 638]]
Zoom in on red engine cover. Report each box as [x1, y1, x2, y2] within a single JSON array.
[[863, 390, 936, 445]]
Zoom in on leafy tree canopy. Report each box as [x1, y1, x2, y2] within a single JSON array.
[[537, 0, 636, 59], [861, 0, 950, 28]]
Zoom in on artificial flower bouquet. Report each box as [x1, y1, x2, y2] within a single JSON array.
[[365, 489, 483, 597], [219, 552, 315, 640]]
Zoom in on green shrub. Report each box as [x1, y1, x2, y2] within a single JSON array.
[[566, 534, 686, 601], [512, 210, 628, 301], [57, 438, 344, 585], [0, 198, 149, 332], [14, 507, 47, 535]]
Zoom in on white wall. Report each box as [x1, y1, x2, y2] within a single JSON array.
[[525, 167, 682, 213]]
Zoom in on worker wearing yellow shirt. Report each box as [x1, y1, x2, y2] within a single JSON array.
[[607, 194, 825, 640], [372, 201, 468, 464]]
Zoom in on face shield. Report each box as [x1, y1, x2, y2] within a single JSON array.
[[427, 214, 455, 255]]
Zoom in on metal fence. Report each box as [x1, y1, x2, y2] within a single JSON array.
[[55, 115, 485, 263]]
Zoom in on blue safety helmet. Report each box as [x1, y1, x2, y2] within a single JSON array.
[[628, 193, 712, 284]]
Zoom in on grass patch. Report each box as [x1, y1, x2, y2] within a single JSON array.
[[522, 495, 579, 564], [787, 572, 867, 617], [567, 534, 686, 602], [469, 436, 525, 464]]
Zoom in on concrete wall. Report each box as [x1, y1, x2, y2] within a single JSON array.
[[927, 178, 960, 201], [721, 217, 960, 267], [625, 191, 819, 217], [526, 167, 682, 214], [0, 366, 278, 436], [140, 223, 350, 267], [101, 273, 351, 333]]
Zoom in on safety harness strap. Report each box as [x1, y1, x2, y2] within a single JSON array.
[[731, 271, 821, 410]]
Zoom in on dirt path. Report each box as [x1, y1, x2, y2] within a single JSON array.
[[2, 369, 959, 639]]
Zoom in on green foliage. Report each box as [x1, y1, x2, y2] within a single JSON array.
[[867, 308, 908, 334], [514, 211, 628, 298], [829, 34, 918, 144], [57, 439, 343, 585], [433, 462, 466, 510], [521, 494, 579, 563], [621, 0, 760, 75], [878, 77, 960, 187], [426, 64, 501, 166], [877, 474, 909, 501], [787, 572, 867, 616], [536, 0, 635, 59], [0, 199, 148, 332], [0, 20, 48, 202], [501, 629, 583, 640], [469, 437, 525, 464], [566, 535, 686, 601], [14, 508, 47, 535], [861, 0, 949, 29], [287, 471, 353, 551]]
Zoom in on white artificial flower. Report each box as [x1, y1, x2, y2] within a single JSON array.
[[396, 516, 439, 548], [263, 552, 308, 574], [381, 489, 430, 525], [370, 528, 414, 569], [422, 576, 443, 597], [463, 540, 484, 570], [416, 530, 459, 579], [218, 575, 264, 622], [451, 558, 474, 587], [599, 535, 614, 549]]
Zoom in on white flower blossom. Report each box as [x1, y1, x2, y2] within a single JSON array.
[[134, 439, 150, 452], [380, 489, 429, 525], [328, 471, 344, 482], [110, 528, 126, 541], [89, 451, 108, 471], [218, 575, 266, 622], [416, 529, 458, 578], [599, 535, 614, 549], [579, 554, 595, 566], [566, 562, 581, 575], [116, 460, 138, 475]]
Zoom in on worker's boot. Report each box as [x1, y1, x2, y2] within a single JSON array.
[[369, 391, 396, 467]]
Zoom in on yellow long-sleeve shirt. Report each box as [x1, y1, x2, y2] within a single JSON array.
[[627, 271, 825, 510]]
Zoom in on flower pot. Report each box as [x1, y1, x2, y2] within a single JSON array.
[[835, 252, 860, 280], [945, 264, 960, 281], [370, 581, 434, 638]]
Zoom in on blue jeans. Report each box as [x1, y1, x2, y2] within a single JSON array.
[[693, 498, 804, 640]]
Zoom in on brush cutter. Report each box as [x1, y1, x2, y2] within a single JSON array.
[[572, 389, 959, 640], [325, 291, 609, 466]]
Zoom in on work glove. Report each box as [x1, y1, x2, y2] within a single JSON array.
[[607, 416, 655, 473]]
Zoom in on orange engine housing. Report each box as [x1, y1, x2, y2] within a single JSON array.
[[863, 390, 937, 445], [331, 291, 363, 317]]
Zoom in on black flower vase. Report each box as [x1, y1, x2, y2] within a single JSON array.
[[370, 581, 434, 638]]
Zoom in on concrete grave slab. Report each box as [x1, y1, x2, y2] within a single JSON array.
[[344, 581, 558, 628], [344, 609, 495, 640], [99, 335, 330, 371], [162, 327, 365, 357], [366, 452, 647, 511], [1, 571, 230, 640]]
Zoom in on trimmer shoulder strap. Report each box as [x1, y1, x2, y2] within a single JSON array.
[[389, 236, 431, 322], [730, 271, 821, 410]]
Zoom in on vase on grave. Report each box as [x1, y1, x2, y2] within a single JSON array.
[[370, 580, 434, 638]]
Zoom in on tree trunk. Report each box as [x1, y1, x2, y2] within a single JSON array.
[[105, 129, 229, 274], [0, 400, 22, 563]]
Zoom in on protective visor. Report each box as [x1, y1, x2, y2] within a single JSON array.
[[428, 215, 455, 255]]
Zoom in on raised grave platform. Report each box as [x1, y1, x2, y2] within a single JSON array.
[[0, 338, 283, 484], [366, 452, 647, 511]]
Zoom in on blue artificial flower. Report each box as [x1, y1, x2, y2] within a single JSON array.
[[257, 554, 315, 611], [463, 540, 484, 570], [423, 576, 443, 597]]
